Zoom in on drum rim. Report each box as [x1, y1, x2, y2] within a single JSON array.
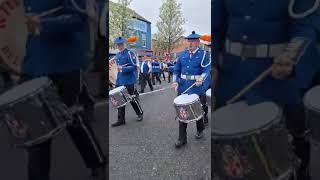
[[212, 114, 282, 138], [303, 85, 320, 111], [212, 102, 283, 137], [109, 85, 125, 95], [173, 99, 201, 106], [0, 77, 52, 109], [111, 100, 129, 109], [177, 114, 204, 123], [17, 123, 67, 148], [173, 94, 200, 105]]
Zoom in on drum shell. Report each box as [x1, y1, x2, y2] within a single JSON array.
[[212, 119, 296, 180], [174, 99, 204, 123], [303, 85, 320, 145], [109, 88, 131, 108], [0, 81, 70, 147], [305, 108, 320, 145]]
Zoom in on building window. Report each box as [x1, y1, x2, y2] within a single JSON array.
[[142, 33, 147, 47]]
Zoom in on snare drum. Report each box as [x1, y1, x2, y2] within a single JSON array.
[[0, 77, 71, 147], [109, 86, 131, 108], [303, 85, 320, 145], [212, 102, 296, 180], [173, 94, 204, 123]]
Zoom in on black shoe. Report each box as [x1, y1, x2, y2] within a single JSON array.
[[195, 131, 204, 139], [90, 166, 106, 180], [175, 140, 187, 148], [111, 121, 125, 127], [137, 114, 143, 121]]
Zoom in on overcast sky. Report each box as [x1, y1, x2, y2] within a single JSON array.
[[110, 0, 211, 36]]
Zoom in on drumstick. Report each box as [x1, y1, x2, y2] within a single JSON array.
[[181, 82, 196, 95], [226, 66, 273, 104], [36, 6, 64, 18], [181, 73, 209, 95]]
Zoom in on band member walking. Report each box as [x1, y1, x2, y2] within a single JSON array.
[[167, 60, 174, 83], [23, 0, 106, 179], [140, 57, 153, 93], [213, 0, 320, 179], [152, 59, 161, 85], [111, 37, 143, 127], [160, 60, 166, 81], [172, 31, 211, 148]]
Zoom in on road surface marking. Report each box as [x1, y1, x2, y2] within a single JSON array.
[[140, 86, 172, 96]]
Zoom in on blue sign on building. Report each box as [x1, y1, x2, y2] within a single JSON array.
[[127, 18, 151, 50]]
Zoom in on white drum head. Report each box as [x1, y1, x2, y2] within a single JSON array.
[[206, 89, 211, 97], [304, 85, 320, 111], [174, 94, 199, 105], [212, 102, 282, 136], [0, 77, 49, 107], [109, 86, 125, 95]]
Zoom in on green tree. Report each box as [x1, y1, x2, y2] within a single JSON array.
[[155, 0, 185, 54], [109, 0, 133, 47]]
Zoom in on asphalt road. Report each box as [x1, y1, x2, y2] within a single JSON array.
[[109, 81, 211, 180], [0, 102, 108, 180]]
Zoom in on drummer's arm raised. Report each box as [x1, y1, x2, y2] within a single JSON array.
[[38, 0, 88, 35]]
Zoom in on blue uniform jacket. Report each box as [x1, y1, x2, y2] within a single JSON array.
[[213, 0, 320, 107], [174, 48, 211, 95], [22, 0, 89, 76], [167, 62, 174, 73], [152, 61, 161, 73], [115, 48, 138, 86], [140, 61, 151, 74]]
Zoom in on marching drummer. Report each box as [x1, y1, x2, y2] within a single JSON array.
[[213, 0, 320, 179], [111, 37, 143, 127], [172, 31, 211, 148], [22, 0, 106, 179]]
